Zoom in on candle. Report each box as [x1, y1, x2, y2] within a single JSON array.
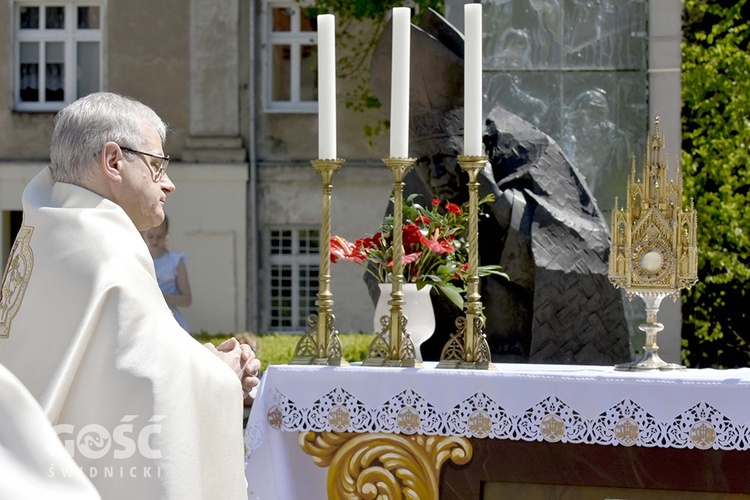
[[390, 7, 410, 158], [318, 14, 336, 159], [464, 4, 482, 156]]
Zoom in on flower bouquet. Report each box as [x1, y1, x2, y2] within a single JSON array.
[[330, 194, 507, 310]]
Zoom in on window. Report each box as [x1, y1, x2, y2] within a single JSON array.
[[265, 228, 320, 332], [264, 2, 317, 113], [13, 2, 103, 112], [1, 211, 23, 272]]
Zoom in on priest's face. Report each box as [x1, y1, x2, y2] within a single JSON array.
[[116, 125, 175, 231], [412, 135, 467, 202]]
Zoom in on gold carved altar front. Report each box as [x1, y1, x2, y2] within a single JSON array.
[[298, 431, 472, 499]]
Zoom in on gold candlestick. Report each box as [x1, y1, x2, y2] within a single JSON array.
[[438, 155, 492, 370], [291, 158, 345, 365], [363, 157, 418, 367], [608, 117, 698, 371]]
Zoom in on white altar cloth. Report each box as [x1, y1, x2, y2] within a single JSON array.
[[244, 363, 750, 499]]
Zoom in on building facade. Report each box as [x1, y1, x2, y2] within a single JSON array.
[[0, 0, 683, 355]]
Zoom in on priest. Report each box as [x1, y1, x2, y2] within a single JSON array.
[[0, 92, 258, 498]]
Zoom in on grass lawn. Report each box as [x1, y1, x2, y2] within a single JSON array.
[[196, 332, 376, 372]]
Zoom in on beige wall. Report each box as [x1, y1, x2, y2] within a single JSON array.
[[0, 2, 47, 159], [0, 0, 191, 158], [328, 165, 396, 333], [249, 12, 393, 333], [0, 1, 248, 335], [0, 163, 45, 258], [256, 102, 389, 162], [106, 0, 191, 156], [159, 164, 248, 334], [253, 15, 387, 163], [257, 162, 393, 333]]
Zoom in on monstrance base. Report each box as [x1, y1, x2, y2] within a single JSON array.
[[615, 348, 685, 371]]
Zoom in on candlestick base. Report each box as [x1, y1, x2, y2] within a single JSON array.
[[290, 312, 346, 366], [437, 315, 492, 370], [362, 312, 417, 368]]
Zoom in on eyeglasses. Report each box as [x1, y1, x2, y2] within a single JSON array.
[[120, 146, 170, 181]]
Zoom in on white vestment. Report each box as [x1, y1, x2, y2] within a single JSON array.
[[0, 362, 101, 500], [0, 168, 246, 499]]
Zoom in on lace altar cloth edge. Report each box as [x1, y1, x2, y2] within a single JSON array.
[[245, 363, 750, 453]]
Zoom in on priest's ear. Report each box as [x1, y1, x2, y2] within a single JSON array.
[[100, 141, 124, 181]]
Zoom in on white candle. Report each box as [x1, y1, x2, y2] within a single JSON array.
[[464, 4, 482, 156], [318, 14, 336, 159], [390, 7, 410, 158]]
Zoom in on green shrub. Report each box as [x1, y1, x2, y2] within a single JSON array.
[[681, 0, 750, 367]]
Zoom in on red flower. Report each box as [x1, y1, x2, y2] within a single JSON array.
[[386, 249, 422, 268], [402, 223, 422, 253], [445, 202, 461, 215], [330, 236, 367, 263], [330, 192, 502, 307], [418, 229, 455, 254], [454, 263, 470, 280], [402, 251, 422, 264], [356, 236, 377, 249]]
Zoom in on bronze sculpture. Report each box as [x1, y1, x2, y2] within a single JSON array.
[[368, 9, 631, 364]]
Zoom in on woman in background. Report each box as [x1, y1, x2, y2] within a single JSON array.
[[142, 215, 192, 332]]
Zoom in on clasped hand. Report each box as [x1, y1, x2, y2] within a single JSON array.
[[204, 337, 261, 399]]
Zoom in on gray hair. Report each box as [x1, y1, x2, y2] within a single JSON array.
[[50, 92, 167, 184]]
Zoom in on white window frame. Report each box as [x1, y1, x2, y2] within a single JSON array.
[[262, 1, 317, 114], [264, 226, 320, 332], [13, 1, 104, 112]]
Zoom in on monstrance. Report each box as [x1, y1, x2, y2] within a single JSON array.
[[608, 117, 698, 371]]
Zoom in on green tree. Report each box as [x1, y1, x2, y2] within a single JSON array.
[[681, 0, 750, 367]]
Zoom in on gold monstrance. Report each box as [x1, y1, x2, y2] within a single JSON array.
[[608, 117, 698, 371]]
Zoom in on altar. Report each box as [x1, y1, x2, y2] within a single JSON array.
[[244, 363, 750, 499]]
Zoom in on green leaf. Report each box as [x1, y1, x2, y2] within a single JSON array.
[[436, 284, 464, 310]]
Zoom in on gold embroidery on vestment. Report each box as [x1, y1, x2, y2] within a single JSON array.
[[0, 226, 34, 339]]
